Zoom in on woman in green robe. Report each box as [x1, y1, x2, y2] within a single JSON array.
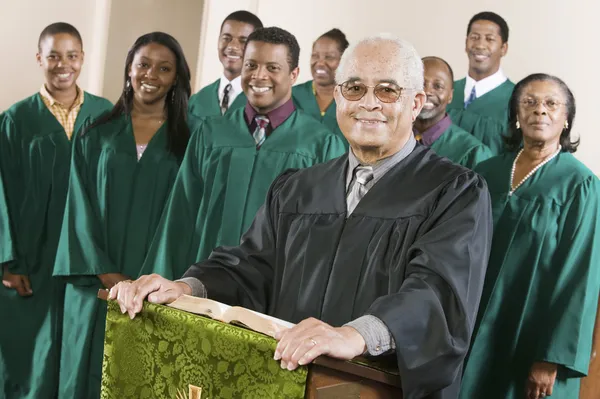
[[292, 29, 348, 146], [52, 32, 196, 399], [0, 23, 112, 399], [460, 74, 600, 399]]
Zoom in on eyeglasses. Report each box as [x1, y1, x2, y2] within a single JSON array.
[[338, 81, 407, 103], [520, 98, 566, 112]]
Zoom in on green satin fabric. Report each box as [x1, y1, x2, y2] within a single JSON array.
[[101, 300, 308, 399]]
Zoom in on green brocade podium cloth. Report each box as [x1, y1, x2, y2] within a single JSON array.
[[101, 301, 308, 399]]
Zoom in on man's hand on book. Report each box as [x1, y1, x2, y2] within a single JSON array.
[[108, 274, 192, 319], [273, 317, 367, 371], [2, 266, 32, 296]]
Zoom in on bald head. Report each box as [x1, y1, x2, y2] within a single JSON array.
[[422, 56, 454, 88], [335, 34, 424, 91], [418, 56, 454, 122]]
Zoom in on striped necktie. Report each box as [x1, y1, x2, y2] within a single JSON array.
[[253, 115, 269, 147], [464, 85, 477, 109], [346, 165, 374, 214], [221, 83, 232, 114]]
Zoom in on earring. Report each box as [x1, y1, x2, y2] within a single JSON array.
[[171, 90, 175, 104], [125, 79, 131, 93], [564, 120, 569, 129], [516, 120, 520, 129]]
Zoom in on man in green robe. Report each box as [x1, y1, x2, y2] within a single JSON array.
[[188, 11, 262, 117], [0, 23, 112, 399], [292, 29, 349, 146], [414, 56, 492, 169], [446, 11, 514, 155], [143, 27, 346, 281]]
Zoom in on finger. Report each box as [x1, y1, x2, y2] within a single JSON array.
[[116, 281, 135, 315], [147, 287, 182, 304], [131, 275, 166, 315], [22, 276, 32, 295], [274, 318, 319, 360], [290, 336, 323, 369], [279, 329, 319, 367], [547, 380, 554, 396], [14, 279, 28, 297], [108, 284, 118, 300]]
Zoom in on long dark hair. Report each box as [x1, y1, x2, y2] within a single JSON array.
[[84, 32, 191, 158], [504, 73, 578, 153]]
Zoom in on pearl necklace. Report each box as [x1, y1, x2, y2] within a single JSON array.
[[509, 145, 561, 196]]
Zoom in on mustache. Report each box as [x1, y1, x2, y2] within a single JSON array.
[[353, 112, 386, 121]]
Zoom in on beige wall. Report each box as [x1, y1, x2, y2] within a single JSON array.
[[103, 0, 204, 102], [0, 0, 100, 110], [0, 0, 597, 172], [196, 0, 599, 174]]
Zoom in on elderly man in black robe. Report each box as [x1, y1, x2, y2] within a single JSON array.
[[111, 33, 493, 399]]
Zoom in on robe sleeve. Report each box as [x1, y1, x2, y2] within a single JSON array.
[[460, 144, 493, 170], [0, 116, 15, 272], [367, 171, 493, 398], [0, 114, 25, 275], [536, 176, 600, 377], [53, 130, 119, 285], [139, 123, 205, 280], [180, 170, 295, 311]]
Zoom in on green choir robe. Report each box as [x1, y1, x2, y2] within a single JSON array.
[[142, 107, 347, 280], [188, 78, 246, 118], [429, 123, 493, 169], [459, 152, 600, 399], [292, 80, 347, 147], [52, 115, 196, 399], [0, 93, 112, 399], [447, 78, 514, 155]]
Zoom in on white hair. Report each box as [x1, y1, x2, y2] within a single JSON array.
[[335, 33, 424, 91]]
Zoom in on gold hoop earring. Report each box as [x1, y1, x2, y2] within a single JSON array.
[[564, 121, 569, 129]]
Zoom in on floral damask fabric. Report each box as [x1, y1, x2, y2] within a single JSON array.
[[101, 301, 308, 399]]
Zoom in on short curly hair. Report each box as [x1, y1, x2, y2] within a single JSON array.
[[245, 27, 300, 70]]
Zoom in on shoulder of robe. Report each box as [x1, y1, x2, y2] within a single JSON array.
[[3, 93, 42, 121], [191, 79, 219, 99], [292, 80, 312, 95], [292, 109, 338, 138], [82, 92, 113, 110], [79, 114, 128, 142], [414, 145, 485, 191], [186, 112, 205, 133], [449, 123, 489, 148], [555, 153, 599, 191]]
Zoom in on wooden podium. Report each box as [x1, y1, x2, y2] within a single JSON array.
[[98, 290, 403, 399], [307, 356, 402, 398]]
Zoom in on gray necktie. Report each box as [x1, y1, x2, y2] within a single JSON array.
[[347, 166, 374, 215]]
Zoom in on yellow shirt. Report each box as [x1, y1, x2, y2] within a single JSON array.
[[39, 84, 85, 139]]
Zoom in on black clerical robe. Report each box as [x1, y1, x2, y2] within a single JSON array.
[[182, 145, 493, 399]]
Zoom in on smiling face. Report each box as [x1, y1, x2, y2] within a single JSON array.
[[241, 40, 299, 113], [517, 80, 568, 147], [334, 41, 425, 159], [128, 42, 177, 105], [218, 20, 256, 80], [37, 33, 84, 92], [417, 58, 453, 122], [465, 20, 507, 81], [310, 36, 342, 87]]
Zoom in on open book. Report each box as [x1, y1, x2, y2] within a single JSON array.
[[167, 295, 295, 339]]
